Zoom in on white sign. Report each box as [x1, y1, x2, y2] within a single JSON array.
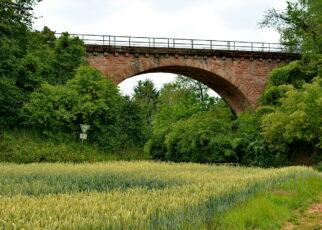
[[80, 133, 87, 140], [80, 124, 90, 134]]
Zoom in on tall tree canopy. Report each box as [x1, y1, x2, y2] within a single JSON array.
[[260, 0, 322, 53], [0, 0, 41, 28], [132, 79, 159, 140]]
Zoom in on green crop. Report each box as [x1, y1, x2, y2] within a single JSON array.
[[0, 162, 319, 229]]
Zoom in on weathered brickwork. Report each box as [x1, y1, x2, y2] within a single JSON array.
[[87, 45, 300, 113]]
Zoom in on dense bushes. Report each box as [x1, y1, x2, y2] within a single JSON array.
[[235, 112, 288, 167], [0, 30, 86, 127], [23, 66, 144, 151], [0, 130, 150, 163], [261, 77, 322, 164], [143, 60, 321, 166], [144, 80, 239, 164], [164, 107, 238, 163]]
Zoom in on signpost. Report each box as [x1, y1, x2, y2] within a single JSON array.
[[80, 124, 90, 143]]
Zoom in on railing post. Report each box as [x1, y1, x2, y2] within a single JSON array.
[[268, 43, 270, 52], [168, 38, 170, 48], [233, 41, 236, 50], [129, 37, 131, 47], [173, 39, 175, 48], [251, 42, 253, 52], [153, 38, 155, 47], [191, 39, 194, 49], [210, 40, 212, 50], [227, 41, 230, 50], [103, 35, 105, 45], [108, 36, 111, 46]]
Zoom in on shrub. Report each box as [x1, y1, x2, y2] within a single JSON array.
[[23, 66, 127, 151], [261, 77, 322, 164]]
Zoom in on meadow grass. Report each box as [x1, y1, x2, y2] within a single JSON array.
[[211, 176, 322, 229], [0, 162, 320, 229]]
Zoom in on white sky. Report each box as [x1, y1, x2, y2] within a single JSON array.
[[34, 0, 285, 97]]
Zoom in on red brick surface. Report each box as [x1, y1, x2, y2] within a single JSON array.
[[88, 51, 293, 113]]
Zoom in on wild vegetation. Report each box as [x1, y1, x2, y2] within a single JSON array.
[[0, 162, 320, 229], [0, 0, 321, 166]]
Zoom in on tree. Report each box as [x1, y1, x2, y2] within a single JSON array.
[[0, 22, 85, 126], [261, 77, 321, 164], [118, 96, 145, 149], [0, 0, 41, 28], [235, 111, 288, 167], [260, 0, 322, 53], [176, 76, 208, 102], [144, 76, 235, 163], [23, 66, 126, 151], [0, 77, 26, 127], [164, 101, 237, 163], [151, 82, 205, 132], [260, 56, 321, 106], [132, 79, 159, 140], [0, 0, 41, 126], [53, 32, 86, 84]]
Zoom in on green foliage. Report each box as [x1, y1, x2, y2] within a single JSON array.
[[23, 66, 145, 151], [261, 77, 322, 164], [146, 97, 238, 163], [144, 130, 168, 160], [213, 176, 322, 229], [260, 0, 322, 53], [175, 75, 215, 108], [53, 32, 86, 83], [152, 81, 211, 132], [261, 85, 294, 107], [0, 0, 41, 28], [164, 103, 237, 163], [0, 77, 26, 127], [118, 96, 146, 148], [132, 79, 159, 140], [0, 129, 150, 163], [268, 60, 320, 88], [236, 111, 288, 167], [23, 66, 126, 150], [0, 24, 85, 127]]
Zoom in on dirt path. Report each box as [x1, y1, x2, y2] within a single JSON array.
[[282, 195, 322, 230]]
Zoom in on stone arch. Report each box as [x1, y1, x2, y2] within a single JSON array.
[[122, 65, 251, 113], [87, 49, 297, 113]]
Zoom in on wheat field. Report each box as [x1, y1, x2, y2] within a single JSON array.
[[0, 162, 319, 229]]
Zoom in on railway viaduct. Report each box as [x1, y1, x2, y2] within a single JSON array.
[[78, 34, 300, 113]]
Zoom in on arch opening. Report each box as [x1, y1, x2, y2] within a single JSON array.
[[120, 65, 251, 113]]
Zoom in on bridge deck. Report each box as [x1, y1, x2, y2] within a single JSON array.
[[57, 33, 300, 56], [85, 44, 300, 60]]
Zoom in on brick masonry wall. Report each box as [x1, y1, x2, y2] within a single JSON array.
[[87, 48, 297, 113]]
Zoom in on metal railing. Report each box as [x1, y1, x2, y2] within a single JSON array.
[[56, 33, 299, 53]]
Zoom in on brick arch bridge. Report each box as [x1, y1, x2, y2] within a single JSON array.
[[78, 34, 300, 113]]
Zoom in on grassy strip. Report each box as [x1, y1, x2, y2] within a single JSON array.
[[0, 129, 150, 163], [283, 194, 322, 229], [210, 174, 322, 230]]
